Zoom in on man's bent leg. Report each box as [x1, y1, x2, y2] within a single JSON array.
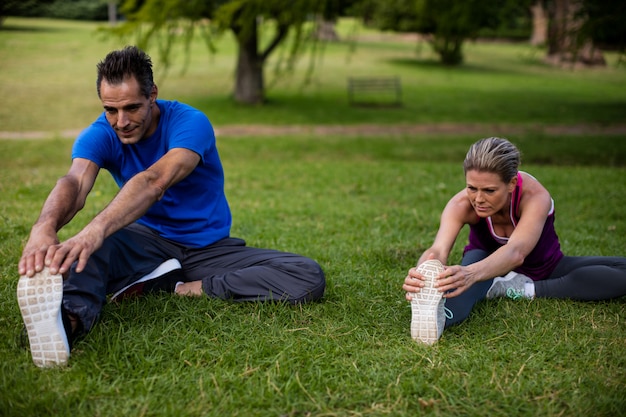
[[62, 224, 183, 335], [183, 238, 325, 303]]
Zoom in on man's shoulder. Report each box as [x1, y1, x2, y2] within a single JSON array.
[[158, 99, 203, 114], [159, 100, 210, 126], [75, 114, 115, 144]]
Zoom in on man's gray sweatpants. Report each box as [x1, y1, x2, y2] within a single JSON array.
[[62, 223, 325, 333]]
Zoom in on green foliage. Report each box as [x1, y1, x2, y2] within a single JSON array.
[[211, 0, 327, 63], [2, 0, 55, 20], [109, 0, 218, 68], [372, 0, 420, 32], [417, 0, 511, 65], [579, 0, 626, 51], [45, 0, 110, 21], [2, 0, 108, 21], [108, 0, 342, 103], [370, 0, 528, 65], [476, 0, 533, 40]]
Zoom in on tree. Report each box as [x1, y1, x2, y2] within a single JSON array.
[[530, 1, 549, 46], [576, 0, 625, 61], [535, 0, 626, 67], [1, 0, 56, 26], [371, 0, 511, 65], [545, 0, 606, 66], [107, 1, 118, 26], [110, 0, 346, 105]]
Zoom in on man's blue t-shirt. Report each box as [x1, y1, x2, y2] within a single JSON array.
[[72, 99, 231, 248]]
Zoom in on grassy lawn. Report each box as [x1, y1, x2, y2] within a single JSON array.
[[0, 18, 625, 417], [1, 17, 625, 132]]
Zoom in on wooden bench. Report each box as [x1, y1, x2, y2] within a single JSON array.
[[347, 76, 402, 106]]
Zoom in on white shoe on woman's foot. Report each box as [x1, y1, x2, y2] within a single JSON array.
[[486, 271, 534, 300], [410, 259, 446, 345]]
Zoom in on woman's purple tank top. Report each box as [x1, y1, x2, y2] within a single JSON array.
[[463, 172, 564, 280]]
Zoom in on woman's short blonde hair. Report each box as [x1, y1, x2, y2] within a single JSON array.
[[463, 137, 520, 183]]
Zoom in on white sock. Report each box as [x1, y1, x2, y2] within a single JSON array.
[[524, 283, 536, 299]]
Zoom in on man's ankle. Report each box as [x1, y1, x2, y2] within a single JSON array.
[[175, 281, 203, 297], [61, 308, 83, 349]]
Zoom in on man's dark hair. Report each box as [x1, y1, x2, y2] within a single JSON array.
[[96, 46, 154, 99]]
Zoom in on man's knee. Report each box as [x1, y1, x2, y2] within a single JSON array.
[[291, 258, 326, 303]]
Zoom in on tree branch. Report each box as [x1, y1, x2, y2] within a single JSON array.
[[261, 22, 290, 61]]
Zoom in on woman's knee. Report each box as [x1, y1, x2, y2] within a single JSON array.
[[461, 249, 490, 266]]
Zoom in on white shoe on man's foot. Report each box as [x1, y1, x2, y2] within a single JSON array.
[[17, 268, 70, 367], [110, 259, 183, 302], [410, 259, 446, 345]]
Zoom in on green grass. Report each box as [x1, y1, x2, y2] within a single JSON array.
[[1, 17, 625, 417], [1, 134, 625, 417]]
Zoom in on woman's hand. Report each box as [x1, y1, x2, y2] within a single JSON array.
[[402, 265, 428, 301], [435, 265, 476, 298]]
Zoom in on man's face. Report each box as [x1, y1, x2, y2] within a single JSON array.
[[100, 76, 158, 145]]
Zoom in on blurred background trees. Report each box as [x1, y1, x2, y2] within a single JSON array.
[[1, 0, 109, 22], [2, 0, 624, 104], [362, 0, 624, 67], [363, 0, 526, 65], [107, 0, 356, 104]]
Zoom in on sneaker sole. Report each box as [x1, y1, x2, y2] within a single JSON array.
[[410, 259, 445, 345], [17, 269, 69, 367]]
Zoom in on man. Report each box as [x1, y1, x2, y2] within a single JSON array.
[[17, 46, 325, 368]]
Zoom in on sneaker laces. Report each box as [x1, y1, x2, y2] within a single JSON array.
[[506, 287, 525, 300], [444, 307, 453, 319]]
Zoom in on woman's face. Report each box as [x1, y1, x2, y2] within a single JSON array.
[[465, 170, 517, 218]]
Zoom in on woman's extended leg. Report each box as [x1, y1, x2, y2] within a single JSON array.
[[535, 256, 626, 300], [444, 249, 494, 327]]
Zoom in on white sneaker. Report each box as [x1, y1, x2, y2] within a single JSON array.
[[17, 268, 69, 367], [110, 258, 182, 302], [410, 259, 446, 345]]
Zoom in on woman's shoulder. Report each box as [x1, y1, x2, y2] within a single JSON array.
[[518, 171, 553, 214], [519, 171, 549, 195]]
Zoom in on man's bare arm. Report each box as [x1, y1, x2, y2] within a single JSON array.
[[19, 158, 99, 276], [46, 148, 201, 275]]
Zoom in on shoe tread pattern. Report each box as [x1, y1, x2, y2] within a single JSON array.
[[410, 259, 445, 345], [17, 269, 69, 367]]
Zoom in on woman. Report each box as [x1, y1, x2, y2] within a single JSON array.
[[403, 137, 626, 345]]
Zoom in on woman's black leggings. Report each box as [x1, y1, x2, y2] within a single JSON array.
[[444, 250, 626, 328], [536, 255, 626, 300]]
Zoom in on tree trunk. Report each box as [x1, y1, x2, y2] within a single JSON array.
[[530, 1, 547, 46], [233, 19, 265, 105], [546, 0, 605, 67], [108, 2, 117, 26], [432, 35, 464, 66], [313, 18, 339, 41]]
